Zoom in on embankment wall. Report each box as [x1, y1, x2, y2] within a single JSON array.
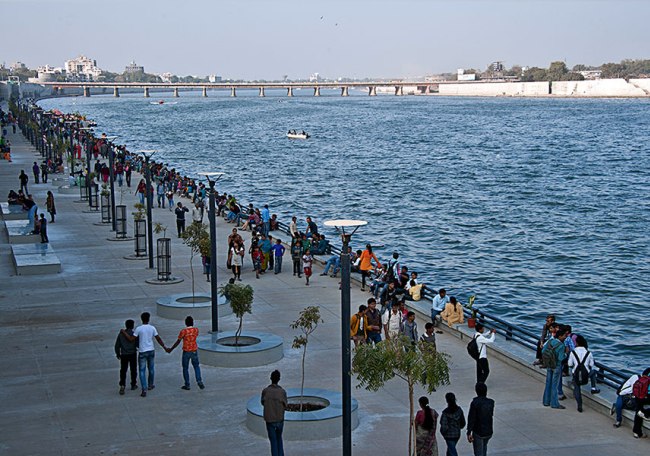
[[439, 81, 550, 96]]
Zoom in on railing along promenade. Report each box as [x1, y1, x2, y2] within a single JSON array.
[[39, 81, 438, 98], [272, 221, 632, 392]]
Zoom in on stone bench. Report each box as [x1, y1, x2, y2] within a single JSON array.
[[0, 202, 28, 221], [11, 243, 61, 275], [5, 220, 41, 244]]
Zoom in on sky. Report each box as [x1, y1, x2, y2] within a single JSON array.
[[1, 0, 649, 80]]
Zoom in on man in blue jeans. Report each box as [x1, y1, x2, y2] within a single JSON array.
[[261, 370, 287, 456], [542, 328, 568, 409], [122, 312, 168, 397], [467, 382, 495, 456]]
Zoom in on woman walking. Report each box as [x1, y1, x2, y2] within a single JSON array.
[[46, 191, 56, 223], [415, 396, 439, 456], [358, 244, 382, 291], [230, 240, 244, 281], [439, 392, 465, 456]]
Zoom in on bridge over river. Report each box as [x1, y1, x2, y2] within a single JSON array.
[[40, 81, 439, 98]]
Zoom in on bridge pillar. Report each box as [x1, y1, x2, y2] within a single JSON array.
[[173, 88, 179, 97], [395, 86, 403, 96], [113, 87, 120, 97], [259, 87, 265, 97], [231, 87, 236, 97], [83, 87, 90, 97], [202, 87, 208, 97], [287, 87, 293, 97], [369, 86, 377, 96], [144, 87, 150, 98], [341, 86, 349, 97], [314, 87, 320, 97]]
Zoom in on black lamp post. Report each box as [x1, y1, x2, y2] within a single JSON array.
[[198, 172, 225, 333], [138, 150, 156, 269], [323, 219, 367, 456], [104, 135, 119, 232]]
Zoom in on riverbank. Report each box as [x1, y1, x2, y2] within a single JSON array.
[[1, 104, 648, 454]]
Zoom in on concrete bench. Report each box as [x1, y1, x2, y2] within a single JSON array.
[[0, 202, 28, 221], [11, 243, 61, 275], [5, 220, 41, 244]]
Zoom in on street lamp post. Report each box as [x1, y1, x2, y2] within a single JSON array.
[[198, 172, 225, 333], [104, 135, 119, 232], [323, 219, 367, 456], [138, 150, 157, 269]]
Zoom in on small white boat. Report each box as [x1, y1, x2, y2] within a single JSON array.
[[287, 131, 310, 140]]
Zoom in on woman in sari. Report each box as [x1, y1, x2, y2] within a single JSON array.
[[415, 396, 438, 456]]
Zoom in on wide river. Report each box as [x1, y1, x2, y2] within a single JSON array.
[[40, 91, 650, 372]]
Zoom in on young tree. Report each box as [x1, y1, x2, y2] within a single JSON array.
[[352, 337, 451, 456], [219, 282, 253, 346], [181, 223, 210, 300], [290, 306, 323, 411]]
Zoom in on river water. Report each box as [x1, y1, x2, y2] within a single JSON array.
[[39, 91, 650, 372]]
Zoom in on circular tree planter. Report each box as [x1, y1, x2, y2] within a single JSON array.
[[156, 293, 231, 320], [246, 388, 359, 440], [197, 331, 283, 368]]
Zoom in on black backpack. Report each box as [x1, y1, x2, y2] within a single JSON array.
[[467, 336, 480, 361], [572, 350, 590, 386]]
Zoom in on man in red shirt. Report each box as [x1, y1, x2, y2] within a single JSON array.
[[167, 316, 205, 390]]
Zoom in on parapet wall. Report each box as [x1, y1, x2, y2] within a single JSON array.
[[438, 78, 650, 97]]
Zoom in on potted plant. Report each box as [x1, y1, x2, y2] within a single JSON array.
[[466, 295, 478, 328], [219, 282, 253, 346], [290, 306, 323, 412]]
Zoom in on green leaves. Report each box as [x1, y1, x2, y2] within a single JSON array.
[[219, 283, 254, 319], [181, 223, 211, 256], [352, 337, 451, 393]]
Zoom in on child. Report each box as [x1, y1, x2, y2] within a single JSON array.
[[302, 248, 313, 286], [114, 319, 137, 394], [252, 246, 264, 279], [271, 239, 285, 274], [166, 190, 174, 211], [291, 239, 303, 278]]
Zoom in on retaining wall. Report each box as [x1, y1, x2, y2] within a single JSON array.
[[552, 79, 648, 97], [439, 81, 550, 97]]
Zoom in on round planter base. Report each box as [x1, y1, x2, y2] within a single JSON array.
[[246, 388, 359, 440], [82, 209, 100, 214], [123, 254, 149, 260], [198, 331, 283, 368], [145, 277, 184, 285], [107, 236, 134, 242], [93, 222, 111, 226], [156, 293, 231, 320]]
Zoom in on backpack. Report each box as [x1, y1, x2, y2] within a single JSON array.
[[467, 335, 480, 361], [571, 350, 590, 386], [540, 339, 559, 369], [632, 376, 650, 400]]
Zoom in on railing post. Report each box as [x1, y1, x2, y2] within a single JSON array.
[[506, 325, 513, 341]]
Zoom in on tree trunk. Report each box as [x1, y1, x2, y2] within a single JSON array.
[[409, 382, 414, 456], [190, 252, 195, 300], [235, 317, 243, 346], [300, 345, 307, 412]]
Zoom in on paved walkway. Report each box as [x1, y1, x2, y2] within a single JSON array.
[[0, 128, 647, 455]]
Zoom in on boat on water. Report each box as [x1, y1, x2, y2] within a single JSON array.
[[287, 130, 310, 139], [150, 100, 178, 105]]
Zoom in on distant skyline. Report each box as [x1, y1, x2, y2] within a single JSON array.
[[2, 0, 649, 79]]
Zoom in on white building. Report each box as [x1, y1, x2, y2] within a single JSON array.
[[64, 55, 102, 81], [125, 60, 144, 74], [10, 61, 27, 71], [208, 74, 222, 83], [33, 65, 64, 82], [309, 72, 322, 82], [160, 72, 174, 83]]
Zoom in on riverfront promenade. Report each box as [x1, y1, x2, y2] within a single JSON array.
[[0, 131, 647, 455]]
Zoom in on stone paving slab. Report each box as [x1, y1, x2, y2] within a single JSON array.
[[0, 121, 647, 455]]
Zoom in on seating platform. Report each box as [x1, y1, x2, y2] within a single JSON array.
[[11, 243, 61, 275], [4, 219, 41, 244], [0, 202, 27, 220]]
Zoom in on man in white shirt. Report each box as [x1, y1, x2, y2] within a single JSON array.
[[431, 288, 450, 326], [382, 303, 403, 340], [192, 203, 203, 225], [122, 312, 168, 397], [474, 323, 496, 383]]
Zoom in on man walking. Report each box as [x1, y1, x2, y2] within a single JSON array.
[[261, 370, 287, 456], [474, 323, 496, 383], [175, 202, 189, 237], [261, 204, 271, 237], [121, 312, 168, 397], [365, 298, 382, 345], [167, 316, 205, 391], [467, 382, 495, 456], [114, 319, 137, 394]]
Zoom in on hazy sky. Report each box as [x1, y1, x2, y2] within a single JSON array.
[[2, 0, 648, 79]]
